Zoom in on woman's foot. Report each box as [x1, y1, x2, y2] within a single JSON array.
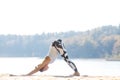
[[73, 72, 80, 76]]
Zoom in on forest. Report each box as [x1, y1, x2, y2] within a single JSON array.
[[0, 25, 120, 58]]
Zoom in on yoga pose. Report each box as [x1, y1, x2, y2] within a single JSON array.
[[25, 39, 80, 76]]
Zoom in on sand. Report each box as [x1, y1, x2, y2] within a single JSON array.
[[0, 74, 120, 80]]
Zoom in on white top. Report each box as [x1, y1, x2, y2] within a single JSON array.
[[47, 42, 67, 63], [47, 45, 59, 63]]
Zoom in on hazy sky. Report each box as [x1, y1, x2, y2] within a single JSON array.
[[0, 0, 120, 35]]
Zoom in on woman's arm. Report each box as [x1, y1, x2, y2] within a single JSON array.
[[26, 56, 51, 76]]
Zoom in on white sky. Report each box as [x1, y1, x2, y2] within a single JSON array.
[[0, 0, 120, 35]]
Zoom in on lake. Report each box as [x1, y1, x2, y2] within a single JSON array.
[[0, 57, 120, 76]]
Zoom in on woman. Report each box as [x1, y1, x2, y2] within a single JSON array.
[[25, 39, 80, 76]]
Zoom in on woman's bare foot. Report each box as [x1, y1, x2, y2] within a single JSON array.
[[73, 72, 80, 76]]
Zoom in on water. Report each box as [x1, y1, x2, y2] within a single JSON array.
[[0, 57, 120, 76]]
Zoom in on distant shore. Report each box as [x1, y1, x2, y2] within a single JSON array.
[[106, 57, 120, 61]]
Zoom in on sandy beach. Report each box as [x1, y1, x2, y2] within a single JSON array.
[[0, 74, 120, 80], [0, 58, 120, 80]]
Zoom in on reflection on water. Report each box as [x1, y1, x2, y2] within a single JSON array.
[[0, 58, 120, 76]]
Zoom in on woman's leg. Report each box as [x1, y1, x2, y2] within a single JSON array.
[[26, 56, 51, 76], [61, 53, 80, 76], [53, 39, 80, 76]]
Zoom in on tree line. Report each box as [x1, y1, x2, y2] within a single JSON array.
[[0, 25, 120, 58]]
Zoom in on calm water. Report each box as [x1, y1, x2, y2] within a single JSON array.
[[0, 57, 120, 76]]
